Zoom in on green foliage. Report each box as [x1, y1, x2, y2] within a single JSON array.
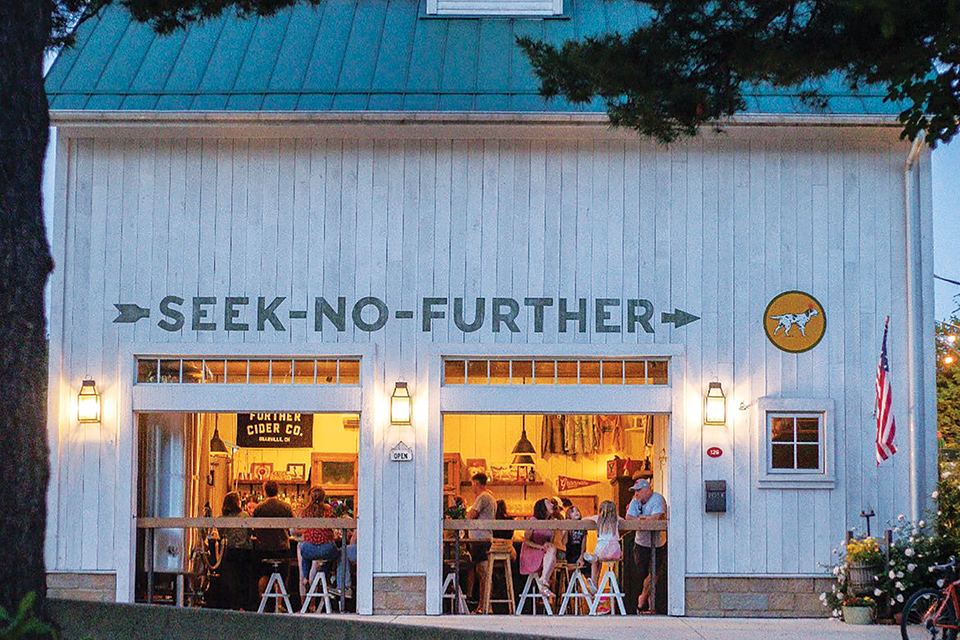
[[0, 592, 55, 640], [939, 317, 960, 460], [518, 1, 960, 146]]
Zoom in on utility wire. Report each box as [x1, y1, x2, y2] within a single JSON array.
[[935, 274, 960, 287]]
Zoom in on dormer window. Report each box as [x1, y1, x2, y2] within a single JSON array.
[[426, 0, 562, 16]]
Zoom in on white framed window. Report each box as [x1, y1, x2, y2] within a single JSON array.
[[425, 0, 563, 17], [757, 397, 835, 489]]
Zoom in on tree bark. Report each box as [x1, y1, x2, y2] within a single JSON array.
[[0, 0, 55, 619]]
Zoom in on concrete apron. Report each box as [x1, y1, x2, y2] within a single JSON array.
[[49, 601, 900, 640]]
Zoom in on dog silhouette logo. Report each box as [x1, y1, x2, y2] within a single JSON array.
[[764, 291, 826, 353]]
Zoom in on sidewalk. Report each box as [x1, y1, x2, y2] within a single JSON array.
[[363, 615, 902, 640]]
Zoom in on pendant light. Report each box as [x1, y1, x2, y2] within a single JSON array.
[[210, 414, 229, 454], [511, 415, 536, 463]]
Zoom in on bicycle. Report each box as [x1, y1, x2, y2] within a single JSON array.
[[901, 557, 960, 640]]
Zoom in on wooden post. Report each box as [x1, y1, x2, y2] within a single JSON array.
[[146, 527, 155, 604]]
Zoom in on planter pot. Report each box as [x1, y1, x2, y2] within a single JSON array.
[[843, 605, 874, 625], [847, 563, 882, 591]]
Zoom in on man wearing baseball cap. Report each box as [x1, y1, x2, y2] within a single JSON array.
[[625, 478, 667, 613]]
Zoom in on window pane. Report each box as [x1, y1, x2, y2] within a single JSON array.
[[294, 360, 316, 384], [771, 444, 794, 469], [556, 361, 578, 385], [511, 360, 533, 384], [159, 359, 181, 383], [182, 360, 203, 384], [226, 360, 248, 384], [271, 360, 293, 384], [248, 360, 271, 384], [204, 359, 226, 383], [647, 361, 668, 384], [137, 359, 158, 383], [797, 418, 820, 443], [317, 360, 337, 384], [797, 445, 820, 470], [444, 360, 466, 385], [601, 360, 623, 385], [490, 360, 510, 385], [339, 360, 360, 385], [534, 360, 555, 384], [579, 361, 600, 385], [624, 361, 647, 385], [771, 417, 794, 443], [467, 360, 489, 385]]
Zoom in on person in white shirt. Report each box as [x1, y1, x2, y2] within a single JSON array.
[[465, 473, 496, 612], [625, 478, 667, 613]]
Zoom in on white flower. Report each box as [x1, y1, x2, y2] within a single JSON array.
[[938, 579, 946, 588], [908, 563, 917, 572], [898, 514, 907, 522], [889, 570, 897, 579], [874, 588, 883, 596], [905, 548, 915, 557], [894, 527, 901, 534], [897, 594, 904, 603], [833, 566, 841, 575], [919, 520, 927, 528], [944, 471, 952, 478], [896, 581, 905, 591], [930, 566, 936, 573], [933, 491, 940, 499], [820, 593, 828, 602], [898, 571, 905, 578]]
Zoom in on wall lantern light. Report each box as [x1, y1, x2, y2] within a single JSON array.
[[391, 382, 412, 425], [704, 381, 726, 426], [78, 378, 101, 423]]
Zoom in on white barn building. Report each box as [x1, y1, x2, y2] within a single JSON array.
[[43, 0, 937, 617]]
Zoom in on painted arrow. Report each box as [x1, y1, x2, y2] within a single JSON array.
[[661, 308, 700, 328], [113, 303, 150, 324]]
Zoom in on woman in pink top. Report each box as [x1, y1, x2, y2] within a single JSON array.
[[519, 498, 557, 597]]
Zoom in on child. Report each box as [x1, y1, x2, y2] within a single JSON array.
[[582, 500, 623, 590], [562, 506, 586, 568]]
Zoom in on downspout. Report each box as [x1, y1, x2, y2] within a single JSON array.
[[904, 133, 925, 522]]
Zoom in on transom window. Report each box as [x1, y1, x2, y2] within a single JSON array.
[[135, 357, 360, 385], [426, 0, 562, 17], [768, 413, 823, 473], [443, 358, 668, 386]]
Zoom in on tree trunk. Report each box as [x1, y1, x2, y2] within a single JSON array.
[[0, 0, 55, 620]]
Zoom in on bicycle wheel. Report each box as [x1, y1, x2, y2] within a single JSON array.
[[902, 588, 950, 640]]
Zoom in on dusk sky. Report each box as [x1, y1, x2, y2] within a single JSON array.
[[934, 141, 960, 322]]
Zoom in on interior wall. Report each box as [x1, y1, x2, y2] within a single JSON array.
[[209, 412, 359, 475], [443, 413, 664, 517]]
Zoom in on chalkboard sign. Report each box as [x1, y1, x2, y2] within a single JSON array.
[[236, 413, 313, 448]]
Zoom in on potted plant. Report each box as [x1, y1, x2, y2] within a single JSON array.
[[842, 595, 875, 624], [846, 537, 884, 592]]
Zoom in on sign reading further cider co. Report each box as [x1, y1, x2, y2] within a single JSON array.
[[236, 412, 313, 448]]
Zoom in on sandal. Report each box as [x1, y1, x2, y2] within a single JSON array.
[[537, 579, 554, 599]]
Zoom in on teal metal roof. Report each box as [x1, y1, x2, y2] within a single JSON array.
[[46, 0, 900, 115]]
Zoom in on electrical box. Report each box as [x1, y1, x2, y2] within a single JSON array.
[[705, 480, 727, 513]]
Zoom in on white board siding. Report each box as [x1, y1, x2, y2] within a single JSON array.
[[48, 128, 933, 596]]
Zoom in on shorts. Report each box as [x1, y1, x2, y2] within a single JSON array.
[[633, 544, 666, 582], [594, 539, 622, 562], [469, 541, 491, 563]]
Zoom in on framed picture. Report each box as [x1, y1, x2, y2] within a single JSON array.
[[250, 462, 273, 481], [560, 494, 598, 517], [311, 453, 358, 491], [286, 463, 306, 480], [443, 453, 463, 493]]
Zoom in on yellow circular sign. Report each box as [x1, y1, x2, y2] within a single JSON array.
[[763, 291, 826, 353]]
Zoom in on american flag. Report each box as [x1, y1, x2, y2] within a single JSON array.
[[876, 316, 897, 465]]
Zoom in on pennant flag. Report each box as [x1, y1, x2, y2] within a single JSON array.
[[876, 316, 898, 465], [557, 476, 600, 492]]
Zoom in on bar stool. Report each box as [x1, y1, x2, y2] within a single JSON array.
[[589, 560, 627, 616], [559, 565, 592, 615], [441, 569, 469, 614], [480, 539, 516, 614], [516, 574, 554, 615], [257, 559, 293, 613], [300, 560, 334, 614]]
